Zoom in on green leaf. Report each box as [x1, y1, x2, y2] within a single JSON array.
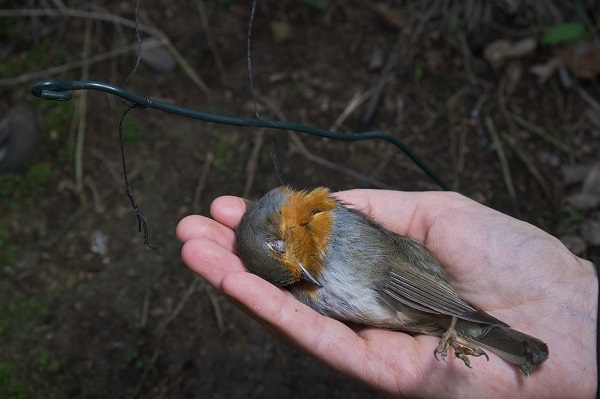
[[540, 22, 588, 45], [296, 0, 328, 13]]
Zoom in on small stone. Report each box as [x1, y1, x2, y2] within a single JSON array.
[[270, 21, 293, 45], [368, 42, 385, 71], [504, 61, 522, 95], [484, 37, 537, 69], [0, 105, 41, 174], [140, 43, 176, 73], [561, 164, 589, 185]]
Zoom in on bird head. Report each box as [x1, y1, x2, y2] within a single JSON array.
[[236, 186, 337, 288]]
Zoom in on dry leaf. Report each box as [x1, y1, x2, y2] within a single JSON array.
[[140, 44, 175, 73], [371, 3, 408, 29], [484, 39, 512, 68], [530, 57, 563, 83], [484, 37, 537, 68], [554, 40, 600, 79], [504, 61, 522, 95], [270, 21, 294, 45]]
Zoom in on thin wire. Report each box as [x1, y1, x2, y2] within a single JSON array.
[[119, 104, 156, 248], [123, 0, 143, 88], [246, 0, 260, 119], [269, 134, 284, 186], [32, 79, 451, 191], [120, 0, 154, 247], [245, 0, 283, 185]]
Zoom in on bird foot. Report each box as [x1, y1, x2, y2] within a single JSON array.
[[434, 326, 489, 368]]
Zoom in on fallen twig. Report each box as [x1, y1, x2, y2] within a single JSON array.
[[485, 116, 517, 202], [194, 0, 228, 86], [258, 94, 393, 189], [501, 132, 549, 194], [0, 38, 163, 87], [204, 285, 225, 333], [74, 18, 92, 201], [156, 277, 201, 335], [329, 88, 375, 132], [0, 8, 210, 94], [359, 31, 405, 128], [133, 276, 203, 397], [192, 152, 214, 214], [360, 0, 442, 127], [288, 133, 393, 189], [508, 111, 571, 154]]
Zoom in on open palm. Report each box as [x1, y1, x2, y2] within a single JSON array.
[[177, 190, 596, 399]]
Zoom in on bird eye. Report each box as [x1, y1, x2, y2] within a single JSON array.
[[268, 239, 285, 253]]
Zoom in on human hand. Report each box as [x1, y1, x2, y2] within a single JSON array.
[[176, 189, 597, 398]]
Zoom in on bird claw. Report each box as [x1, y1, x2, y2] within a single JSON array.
[[434, 325, 489, 368], [433, 346, 449, 363]]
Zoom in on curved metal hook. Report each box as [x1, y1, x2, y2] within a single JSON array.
[[32, 79, 450, 190]]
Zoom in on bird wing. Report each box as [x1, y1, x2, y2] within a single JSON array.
[[382, 267, 507, 326]]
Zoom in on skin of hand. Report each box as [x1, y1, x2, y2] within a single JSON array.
[[176, 190, 598, 399]]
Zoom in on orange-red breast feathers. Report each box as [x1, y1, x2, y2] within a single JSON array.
[[276, 187, 337, 281]]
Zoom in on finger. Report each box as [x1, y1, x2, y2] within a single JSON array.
[[176, 215, 236, 252], [180, 237, 246, 288], [210, 195, 247, 229]]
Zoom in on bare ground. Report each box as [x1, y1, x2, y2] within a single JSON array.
[[1, 1, 599, 398]]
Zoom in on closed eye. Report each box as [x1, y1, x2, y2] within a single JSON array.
[[268, 239, 285, 254]]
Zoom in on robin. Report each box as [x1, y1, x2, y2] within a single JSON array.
[[235, 186, 549, 375]]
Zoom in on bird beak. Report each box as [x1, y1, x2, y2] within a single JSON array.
[[298, 263, 322, 288]]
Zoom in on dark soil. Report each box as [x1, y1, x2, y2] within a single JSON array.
[[1, 1, 599, 398]]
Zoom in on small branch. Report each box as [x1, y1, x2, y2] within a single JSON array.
[[288, 133, 393, 189], [74, 18, 92, 200], [258, 94, 393, 189], [192, 152, 214, 214], [0, 8, 210, 94], [485, 116, 517, 202], [133, 276, 202, 397], [359, 31, 405, 128], [329, 88, 375, 132], [508, 111, 571, 154], [156, 277, 201, 335], [138, 283, 151, 329], [204, 285, 225, 333], [194, 0, 229, 86], [501, 132, 549, 194], [0, 38, 162, 87], [360, 0, 441, 127]]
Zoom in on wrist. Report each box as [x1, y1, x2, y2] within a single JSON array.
[[577, 258, 600, 398], [576, 257, 598, 399]]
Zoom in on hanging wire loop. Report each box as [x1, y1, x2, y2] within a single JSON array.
[[32, 79, 450, 191]]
